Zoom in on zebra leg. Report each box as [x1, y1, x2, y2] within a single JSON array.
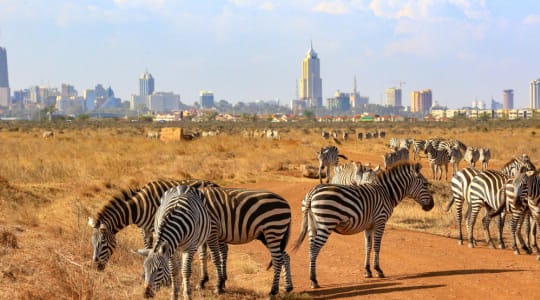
[[170, 251, 182, 300], [204, 236, 226, 294], [281, 251, 294, 293], [455, 197, 464, 245], [325, 166, 331, 184], [372, 225, 386, 278], [308, 230, 330, 288], [364, 230, 373, 278], [318, 164, 323, 184], [268, 250, 284, 296], [511, 214, 522, 254], [516, 213, 531, 254], [196, 244, 209, 290], [467, 204, 481, 248], [498, 213, 506, 249], [181, 249, 196, 300], [481, 214, 495, 249]]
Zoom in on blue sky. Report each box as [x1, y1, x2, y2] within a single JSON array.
[[1, 0, 539, 108]]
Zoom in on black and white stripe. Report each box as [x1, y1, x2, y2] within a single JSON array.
[[293, 162, 434, 288], [464, 147, 480, 168], [449, 145, 463, 176], [412, 139, 426, 160], [331, 162, 380, 185], [137, 185, 211, 300], [479, 148, 491, 171], [317, 145, 348, 184], [88, 179, 219, 271], [424, 142, 450, 181], [447, 167, 481, 245]]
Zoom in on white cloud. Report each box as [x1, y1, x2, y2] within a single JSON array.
[[312, 0, 350, 15], [259, 1, 275, 11], [113, 0, 166, 9], [448, 0, 490, 20], [523, 14, 540, 25]]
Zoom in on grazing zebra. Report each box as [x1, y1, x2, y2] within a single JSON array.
[[365, 132, 372, 139], [293, 162, 434, 288], [378, 131, 386, 138], [447, 167, 481, 245], [331, 162, 380, 185], [42, 131, 54, 138], [317, 146, 348, 184], [199, 187, 293, 296], [146, 130, 161, 139], [136, 185, 211, 300], [357, 132, 363, 141], [464, 147, 480, 168], [88, 179, 219, 272], [479, 148, 491, 171], [424, 143, 450, 181], [342, 131, 349, 141], [449, 145, 463, 176], [321, 131, 330, 139]]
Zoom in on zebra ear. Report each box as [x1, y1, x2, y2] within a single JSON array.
[[158, 242, 170, 256], [99, 223, 107, 233], [88, 217, 96, 228]]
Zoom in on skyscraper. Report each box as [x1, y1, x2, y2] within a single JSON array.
[[502, 89, 514, 110], [200, 91, 215, 108], [530, 79, 540, 110], [0, 47, 9, 107], [385, 87, 402, 107], [299, 42, 322, 107], [139, 70, 155, 96], [410, 89, 432, 114]]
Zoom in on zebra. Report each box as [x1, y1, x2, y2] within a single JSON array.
[[357, 132, 363, 141], [464, 147, 480, 168], [515, 170, 540, 259], [88, 179, 219, 272], [317, 146, 348, 184], [136, 185, 211, 300], [412, 139, 426, 160], [424, 142, 450, 181], [292, 162, 434, 288], [198, 187, 293, 296], [331, 161, 380, 185], [321, 131, 330, 139], [42, 130, 54, 138], [449, 145, 463, 176], [342, 131, 349, 141], [499, 153, 536, 177], [479, 148, 491, 171]]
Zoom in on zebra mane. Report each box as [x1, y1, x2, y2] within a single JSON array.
[[94, 186, 142, 227], [376, 161, 420, 181]]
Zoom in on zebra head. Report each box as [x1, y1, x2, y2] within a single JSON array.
[[88, 217, 117, 271], [137, 242, 173, 299], [406, 163, 435, 211]]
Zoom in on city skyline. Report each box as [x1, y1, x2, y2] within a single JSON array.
[[1, 1, 540, 108]]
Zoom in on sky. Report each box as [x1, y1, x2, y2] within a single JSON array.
[[1, 0, 540, 108]]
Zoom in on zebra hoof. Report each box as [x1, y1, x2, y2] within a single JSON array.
[[284, 286, 294, 293], [499, 243, 506, 249], [377, 272, 385, 278], [458, 240, 463, 246], [310, 280, 320, 289], [468, 243, 475, 248], [364, 272, 373, 278], [536, 255, 540, 261]]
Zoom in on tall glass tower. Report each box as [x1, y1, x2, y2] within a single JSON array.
[[139, 70, 155, 96], [530, 79, 540, 110], [0, 47, 8, 88], [299, 42, 322, 107]]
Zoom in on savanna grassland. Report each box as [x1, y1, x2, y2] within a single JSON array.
[[1, 120, 540, 300]]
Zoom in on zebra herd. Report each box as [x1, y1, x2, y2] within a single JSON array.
[[89, 160, 433, 299]]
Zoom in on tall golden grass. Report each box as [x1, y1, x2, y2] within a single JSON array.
[[0, 121, 539, 299]]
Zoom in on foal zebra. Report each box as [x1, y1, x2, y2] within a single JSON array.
[[317, 145, 348, 184], [293, 162, 433, 288], [88, 179, 219, 271], [137, 186, 211, 300], [198, 187, 293, 296], [331, 161, 380, 185]]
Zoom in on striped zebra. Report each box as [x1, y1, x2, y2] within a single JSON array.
[[479, 148, 491, 171], [516, 170, 540, 259], [449, 145, 463, 176], [412, 139, 426, 160], [464, 147, 480, 168], [331, 161, 380, 185], [383, 147, 409, 169], [317, 146, 348, 184], [199, 187, 293, 296], [424, 142, 450, 181], [293, 162, 434, 288], [88, 179, 219, 272], [136, 185, 211, 300]]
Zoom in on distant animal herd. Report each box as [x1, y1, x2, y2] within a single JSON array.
[[83, 129, 540, 300]]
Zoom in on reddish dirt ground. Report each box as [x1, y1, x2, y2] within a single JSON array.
[[235, 181, 540, 300]]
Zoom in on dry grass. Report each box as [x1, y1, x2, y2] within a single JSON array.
[[0, 121, 539, 299]]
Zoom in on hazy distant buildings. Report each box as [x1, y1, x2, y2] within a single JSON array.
[[349, 76, 368, 108], [0, 47, 10, 107], [200, 91, 215, 108], [530, 79, 540, 109], [327, 90, 350, 112], [139, 71, 155, 96], [385, 87, 402, 107], [502, 89, 514, 110], [299, 42, 322, 107], [411, 89, 432, 114], [148, 92, 180, 112]]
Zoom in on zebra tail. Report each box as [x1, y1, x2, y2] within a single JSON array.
[[489, 189, 507, 218], [445, 197, 455, 212], [292, 207, 309, 252], [266, 223, 291, 270], [338, 154, 348, 160]]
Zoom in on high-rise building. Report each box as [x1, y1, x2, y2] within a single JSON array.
[[327, 90, 350, 112], [139, 70, 155, 96], [0, 47, 10, 107], [200, 91, 215, 108], [410, 89, 432, 114], [385, 87, 402, 107], [502, 89, 514, 110], [530, 79, 540, 110], [299, 42, 322, 107], [349, 76, 368, 108]]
